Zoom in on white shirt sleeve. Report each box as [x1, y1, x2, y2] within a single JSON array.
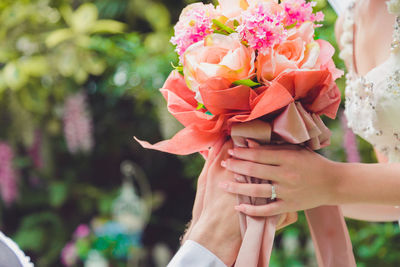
[[167, 240, 227, 267], [0, 232, 34, 267]]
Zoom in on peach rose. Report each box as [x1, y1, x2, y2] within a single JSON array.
[[217, 0, 249, 19], [183, 33, 256, 103], [256, 21, 321, 84]]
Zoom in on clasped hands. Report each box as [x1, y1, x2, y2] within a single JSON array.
[[183, 139, 333, 265]]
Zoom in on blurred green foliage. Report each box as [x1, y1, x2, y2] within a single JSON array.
[[0, 0, 399, 266]]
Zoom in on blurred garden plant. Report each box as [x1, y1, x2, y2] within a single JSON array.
[[0, 0, 177, 265], [0, 0, 399, 266]]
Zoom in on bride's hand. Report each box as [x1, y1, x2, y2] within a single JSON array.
[[220, 145, 337, 217], [276, 212, 298, 230]]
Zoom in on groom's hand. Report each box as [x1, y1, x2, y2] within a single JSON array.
[[186, 140, 242, 266]]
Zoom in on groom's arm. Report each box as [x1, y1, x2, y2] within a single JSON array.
[[168, 190, 240, 267], [168, 140, 242, 267]]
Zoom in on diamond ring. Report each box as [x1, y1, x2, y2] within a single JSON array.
[[271, 184, 277, 201]]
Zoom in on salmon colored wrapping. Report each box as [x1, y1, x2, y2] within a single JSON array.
[[135, 67, 340, 154]]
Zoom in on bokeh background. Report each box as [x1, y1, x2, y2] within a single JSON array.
[[1, 0, 399, 266]]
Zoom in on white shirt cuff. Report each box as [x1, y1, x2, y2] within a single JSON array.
[[167, 240, 227, 267]]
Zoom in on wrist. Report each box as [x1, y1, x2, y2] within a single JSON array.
[[327, 161, 359, 205], [180, 221, 193, 245], [324, 160, 347, 205], [186, 217, 240, 266]]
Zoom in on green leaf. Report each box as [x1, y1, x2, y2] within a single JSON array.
[[212, 19, 235, 34], [14, 156, 31, 168], [144, 2, 171, 32], [205, 111, 213, 116], [3, 62, 28, 90], [14, 228, 45, 252], [171, 62, 184, 75], [76, 238, 92, 258], [90, 20, 126, 34], [70, 3, 99, 33], [171, 62, 183, 72], [49, 182, 68, 207], [45, 29, 74, 47], [233, 79, 261, 87], [19, 56, 49, 77], [196, 103, 205, 110], [213, 29, 229, 35]]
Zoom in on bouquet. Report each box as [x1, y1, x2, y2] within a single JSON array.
[[136, 0, 356, 266]]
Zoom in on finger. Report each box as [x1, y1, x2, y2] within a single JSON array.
[[276, 212, 298, 230], [276, 213, 287, 231], [259, 144, 301, 150], [228, 145, 300, 165], [234, 200, 285, 217], [219, 181, 273, 198], [223, 158, 282, 182]]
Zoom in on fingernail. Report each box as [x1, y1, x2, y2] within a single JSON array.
[[221, 160, 227, 168], [235, 205, 246, 212], [228, 149, 234, 156], [234, 173, 245, 182]]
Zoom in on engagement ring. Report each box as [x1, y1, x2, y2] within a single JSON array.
[[271, 184, 277, 201]]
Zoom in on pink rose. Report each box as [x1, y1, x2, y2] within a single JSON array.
[[183, 33, 256, 103], [256, 21, 321, 83]]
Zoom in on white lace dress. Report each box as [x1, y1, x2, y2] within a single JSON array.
[[339, 0, 400, 163]]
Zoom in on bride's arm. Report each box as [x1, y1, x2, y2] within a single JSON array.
[[341, 204, 400, 222], [218, 146, 400, 222], [340, 148, 400, 222], [333, 15, 399, 222]]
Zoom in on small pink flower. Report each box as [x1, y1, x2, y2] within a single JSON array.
[[0, 143, 18, 206], [281, 0, 324, 26], [73, 224, 90, 239], [237, 2, 287, 54], [63, 93, 94, 154], [61, 242, 78, 267], [170, 3, 217, 58]]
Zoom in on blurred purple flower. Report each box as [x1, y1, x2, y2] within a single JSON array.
[[63, 93, 94, 154], [340, 112, 361, 163], [61, 242, 78, 266], [0, 142, 18, 206], [73, 224, 91, 239]]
